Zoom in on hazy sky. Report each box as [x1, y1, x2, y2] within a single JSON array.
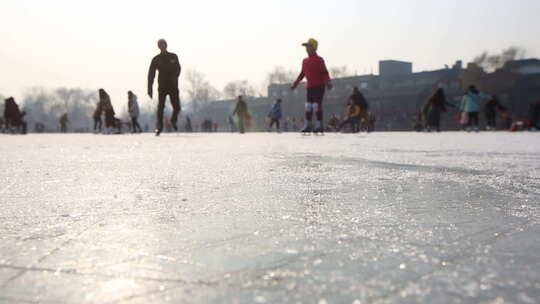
[[1, 0, 539, 109]]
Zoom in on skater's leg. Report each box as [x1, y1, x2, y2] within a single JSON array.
[[303, 102, 313, 131], [473, 112, 479, 127], [156, 91, 167, 132], [131, 117, 137, 133], [469, 112, 479, 130], [313, 86, 325, 131], [269, 119, 276, 130], [303, 86, 317, 131], [313, 102, 321, 130], [467, 113, 473, 127], [315, 101, 323, 122], [238, 117, 245, 134], [135, 118, 142, 132], [169, 89, 181, 130], [305, 103, 313, 121]]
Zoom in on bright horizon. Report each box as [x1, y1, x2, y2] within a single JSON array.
[[1, 0, 539, 111]]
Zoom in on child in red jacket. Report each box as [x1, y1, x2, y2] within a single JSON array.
[[291, 38, 333, 133]]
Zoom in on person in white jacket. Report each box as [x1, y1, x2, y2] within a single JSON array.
[[128, 91, 142, 133]]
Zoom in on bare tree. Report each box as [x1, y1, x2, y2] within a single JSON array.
[[55, 88, 78, 112], [266, 66, 296, 85], [330, 65, 350, 78], [21, 87, 96, 132], [222, 80, 257, 99], [184, 69, 220, 113], [473, 46, 526, 71]]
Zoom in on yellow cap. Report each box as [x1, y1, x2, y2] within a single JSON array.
[[302, 38, 318, 50]]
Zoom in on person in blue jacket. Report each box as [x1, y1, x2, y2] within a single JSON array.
[[267, 99, 283, 132], [460, 85, 491, 132]]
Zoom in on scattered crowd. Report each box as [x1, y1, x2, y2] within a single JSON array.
[[3, 38, 540, 135], [415, 85, 540, 133]]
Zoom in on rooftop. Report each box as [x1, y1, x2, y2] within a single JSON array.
[[504, 58, 540, 68]]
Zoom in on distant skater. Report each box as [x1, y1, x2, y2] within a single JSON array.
[[93, 99, 103, 133], [148, 39, 181, 136], [128, 91, 142, 133], [99, 89, 118, 134], [422, 88, 453, 132], [3, 97, 27, 134], [267, 99, 283, 132], [338, 87, 369, 133], [349, 87, 369, 122], [484, 95, 506, 130], [59, 113, 69, 133], [232, 95, 249, 134], [338, 99, 361, 133], [291, 38, 333, 133], [460, 85, 491, 132], [350, 87, 369, 128]]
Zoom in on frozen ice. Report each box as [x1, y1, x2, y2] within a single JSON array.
[[0, 132, 539, 303]]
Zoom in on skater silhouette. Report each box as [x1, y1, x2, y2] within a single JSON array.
[[148, 39, 181, 136]]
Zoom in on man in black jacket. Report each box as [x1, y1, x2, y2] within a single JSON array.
[[148, 39, 181, 136]]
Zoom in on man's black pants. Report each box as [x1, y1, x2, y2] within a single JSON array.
[[157, 88, 181, 132]]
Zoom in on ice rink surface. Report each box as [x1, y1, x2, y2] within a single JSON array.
[[0, 132, 539, 304]]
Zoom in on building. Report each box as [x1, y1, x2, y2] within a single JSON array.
[[503, 59, 540, 75], [379, 60, 413, 77], [479, 59, 540, 122], [267, 60, 464, 130], [199, 58, 540, 131]]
